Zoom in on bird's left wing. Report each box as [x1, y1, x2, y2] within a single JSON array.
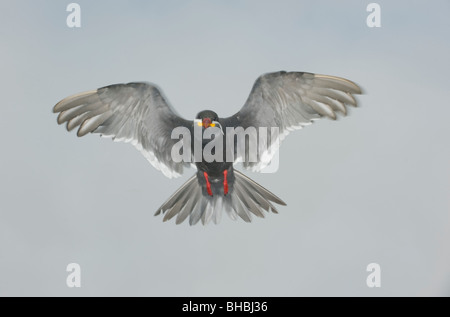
[[221, 71, 362, 171], [53, 82, 192, 178]]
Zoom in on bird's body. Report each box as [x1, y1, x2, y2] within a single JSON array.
[[53, 71, 362, 225]]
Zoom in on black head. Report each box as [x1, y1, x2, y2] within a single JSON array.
[[195, 110, 219, 129], [196, 110, 219, 121]]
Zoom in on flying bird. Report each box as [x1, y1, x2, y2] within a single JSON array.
[[53, 71, 362, 225]]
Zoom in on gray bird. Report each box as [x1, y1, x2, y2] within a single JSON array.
[[53, 71, 361, 225]]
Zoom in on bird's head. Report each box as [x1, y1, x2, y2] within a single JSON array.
[[194, 110, 221, 129]]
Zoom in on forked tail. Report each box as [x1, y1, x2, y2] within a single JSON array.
[[155, 170, 286, 225]]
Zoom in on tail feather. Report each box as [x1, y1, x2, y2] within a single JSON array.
[[163, 182, 195, 222], [212, 196, 223, 225], [201, 200, 215, 225], [242, 186, 270, 212], [234, 181, 265, 218], [190, 196, 208, 225], [155, 170, 286, 225], [267, 200, 279, 214], [223, 195, 238, 221], [162, 200, 183, 222], [155, 175, 197, 216], [232, 194, 252, 223], [175, 188, 201, 225], [234, 170, 287, 206]]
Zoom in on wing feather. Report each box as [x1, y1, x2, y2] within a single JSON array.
[[222, 71, 362, 171], [53, 82, 192, 178]]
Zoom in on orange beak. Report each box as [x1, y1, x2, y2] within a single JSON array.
[[202, 118, 211, 128]]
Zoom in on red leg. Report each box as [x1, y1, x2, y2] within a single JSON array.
[[223, 170, 229, 195], [203, 172, 213, 196]]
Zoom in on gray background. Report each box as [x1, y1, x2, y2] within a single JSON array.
[[1, 0, 449, 296]]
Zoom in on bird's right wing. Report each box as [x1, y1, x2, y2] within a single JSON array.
[[53, 82, 192, 178], [222, 71, 362, 171]]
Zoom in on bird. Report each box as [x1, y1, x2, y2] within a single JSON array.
[[53, 71, 362, 225]]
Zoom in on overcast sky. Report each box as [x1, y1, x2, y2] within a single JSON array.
[[0, 0, 449, 296]]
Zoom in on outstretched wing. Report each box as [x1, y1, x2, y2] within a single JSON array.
[[221, 71, 362, 171], [53, 82, 192, 178]]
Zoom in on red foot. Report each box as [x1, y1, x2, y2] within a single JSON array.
[[223, 170, 228, 195], [203, 172, 213, 196]]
